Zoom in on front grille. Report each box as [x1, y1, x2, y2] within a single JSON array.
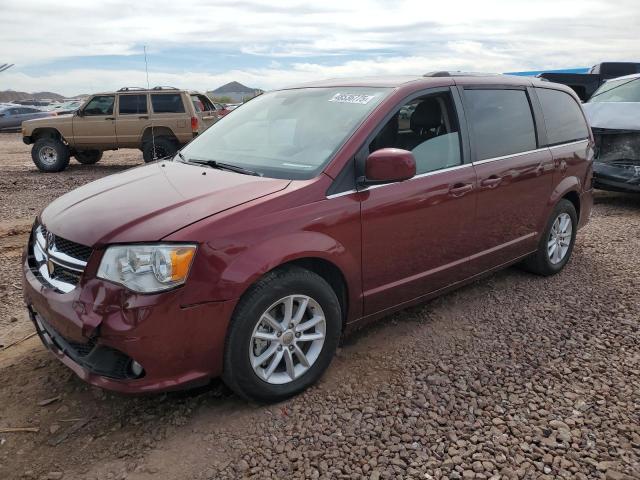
[[28, 223, 92, 293], [43, 227, 92, 263]]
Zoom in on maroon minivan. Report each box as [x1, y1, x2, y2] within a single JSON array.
[[22, 73, 594, 402]]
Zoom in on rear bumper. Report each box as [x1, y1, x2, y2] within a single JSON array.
[[22, 251, 237, 394]]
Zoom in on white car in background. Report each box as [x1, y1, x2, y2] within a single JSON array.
[[583, 73, 640, 193]]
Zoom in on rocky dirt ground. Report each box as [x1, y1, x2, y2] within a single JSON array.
[[0, 132, 638, 480]]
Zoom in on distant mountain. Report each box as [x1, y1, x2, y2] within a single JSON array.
[[209, 81, 263, 102], [212, 81, 258, 94], [0, 90, 67, 103]]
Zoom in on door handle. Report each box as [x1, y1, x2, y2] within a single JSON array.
[[480, 176, 502, 188], [138, 115, 149, 120], [448, 182, 474, 197], [105, 117, 115, 121]]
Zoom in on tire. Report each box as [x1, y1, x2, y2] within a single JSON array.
[[522, 199, 578, 276], [142, 136, 177, 163], [74, 150, 103, 165], [31, 138, 70, 172], [223, 266, 342, 403]]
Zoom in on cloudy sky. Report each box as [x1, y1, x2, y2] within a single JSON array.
[[0, 0, 638, 96]]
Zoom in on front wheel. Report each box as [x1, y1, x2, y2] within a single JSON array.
[[74, 150, 103, 165], [31, 138, 70, 172], [522, 199, 578, 276], [223, 266, 341, 403]]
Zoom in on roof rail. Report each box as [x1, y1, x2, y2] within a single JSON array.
[[118, 87, 146, 91], [423, 71, 452, 77], [423, 71, 500, 78], [152, 86, 178, 90]]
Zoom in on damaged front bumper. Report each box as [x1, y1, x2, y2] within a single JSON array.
[[593, 128, 640, 193]]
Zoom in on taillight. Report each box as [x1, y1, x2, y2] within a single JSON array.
[[191, 116, 198, 131]]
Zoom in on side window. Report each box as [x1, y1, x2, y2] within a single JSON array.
[[83, 95, 115, 116], [536, 88, 589, 145], [369, 92, 462, 175], [119, 94, 148, 115], [464, 89, 536, 160], [151, 94, 185, 113]]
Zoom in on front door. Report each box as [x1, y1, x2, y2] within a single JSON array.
[[73, 95, 116, 147], [361, 90, 478, 314], [460, 86, 555, 272]]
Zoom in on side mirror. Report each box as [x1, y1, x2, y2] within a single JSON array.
[[75, 109, 84, 117], [360, 148, 416, 185]]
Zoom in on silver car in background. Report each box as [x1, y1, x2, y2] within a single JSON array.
[[0, 105, 56, 132]]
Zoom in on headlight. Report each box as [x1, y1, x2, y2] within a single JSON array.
[[97, 244, 197, 293]]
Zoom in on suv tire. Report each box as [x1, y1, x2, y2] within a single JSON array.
[[223, 266, 341, 403], [142, 136, 178, 163], [74, 150, 103, 165], [522, 199, 578, 276], [31, 138, 70, 173]]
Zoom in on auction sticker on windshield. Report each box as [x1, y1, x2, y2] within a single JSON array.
[[329, 93, 377, 104]]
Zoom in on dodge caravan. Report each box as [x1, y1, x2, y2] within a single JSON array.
[[22, 74, 594, 402]]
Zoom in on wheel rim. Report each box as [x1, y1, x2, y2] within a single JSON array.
[[38, 146, 58, 166], [547, 212, 572, 264], [249, 295, 326, 385]]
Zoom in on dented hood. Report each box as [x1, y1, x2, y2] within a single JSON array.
[[583, 102, 640, 131], [41, 161, 290, 246]]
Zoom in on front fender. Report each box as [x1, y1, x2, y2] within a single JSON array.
[[181, 231, 361, 316]]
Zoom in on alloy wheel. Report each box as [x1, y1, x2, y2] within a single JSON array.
[[249, 295, 326, 385], [547, 212, 572, 264]]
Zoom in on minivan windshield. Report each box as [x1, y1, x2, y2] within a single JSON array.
[[177, 87, 389, 179], [588, 77, 640, 103]]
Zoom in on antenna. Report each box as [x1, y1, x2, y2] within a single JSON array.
[[143, 46, 157, 160]]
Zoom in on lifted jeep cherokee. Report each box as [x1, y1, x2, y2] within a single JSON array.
[[22, 86, 220, 172]]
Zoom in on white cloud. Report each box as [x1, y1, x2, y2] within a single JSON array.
[[0, 0, 639, 95]]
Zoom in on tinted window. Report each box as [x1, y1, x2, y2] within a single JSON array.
[[119, 94, 147, 114], [151, 94, 185, 113], [464, 89, 536, 160], [83, 95, 114, 116], [369, 93, 461, 174], [537, 88, 589, 145]]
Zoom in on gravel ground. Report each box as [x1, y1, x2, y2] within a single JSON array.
[[0, 133, 638, 479]]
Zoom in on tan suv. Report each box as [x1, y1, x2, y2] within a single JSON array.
[[22, 86, 219, 172]]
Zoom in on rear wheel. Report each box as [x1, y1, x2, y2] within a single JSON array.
[[31, 138, 70, 172], [522, 199, 577, 276], [142, 136, 177, 163], [223, 266, 341, 403], [74, 150, 103, 165]]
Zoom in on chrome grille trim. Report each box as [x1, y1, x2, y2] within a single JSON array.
[[30, 225, 90, 294]]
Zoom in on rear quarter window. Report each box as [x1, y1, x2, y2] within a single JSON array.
[[151, 94, 185, 113], [464, 89, 537, 160], [536, 88, 589, 145]]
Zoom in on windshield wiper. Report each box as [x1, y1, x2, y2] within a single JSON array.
[[178, 154, 262, 177]]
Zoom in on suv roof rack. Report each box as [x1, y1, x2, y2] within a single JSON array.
[[118, 87, 146, 91], [152, 86, 179, 90], [423, 71, 500, 77]]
